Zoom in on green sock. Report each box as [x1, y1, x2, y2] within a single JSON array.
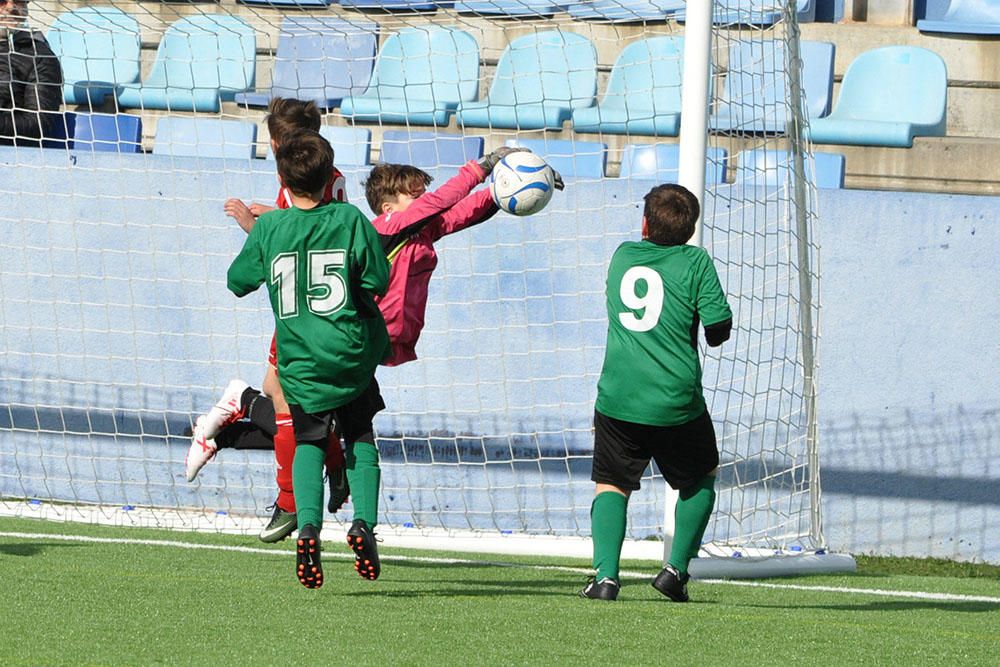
[[346, 439, 380, 528], [669, 475, 717, 575], [292, 442, 326, 531], [590, 491, 628, 581]]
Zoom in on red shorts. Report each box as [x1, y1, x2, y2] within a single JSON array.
[[268, 332, 277, 368]]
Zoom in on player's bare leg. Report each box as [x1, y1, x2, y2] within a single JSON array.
[[581, 483, 630, 601]]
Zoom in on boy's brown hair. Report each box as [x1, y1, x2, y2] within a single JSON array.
[[643, 184, 700, 246], [275, 129, 334, 199], [266, 98, 321, 145], [364, 163, 434, 213]]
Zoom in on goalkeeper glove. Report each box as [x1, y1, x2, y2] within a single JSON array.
[[477, 146, 529, 175]]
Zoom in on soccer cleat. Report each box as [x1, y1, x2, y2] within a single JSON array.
[[652, 565, 690, 602], [326, 466, 350, 513], [295, 524, 323, 589], [184, 416, 217, 482], [346, 519, 380, 581], [201, 379, 249, 440], [580, 576, 620, 601], [259, 504, 297, 543]]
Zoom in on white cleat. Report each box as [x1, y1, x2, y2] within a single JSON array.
[[201, 379, 249, 440], [185, 416, 218, 482]]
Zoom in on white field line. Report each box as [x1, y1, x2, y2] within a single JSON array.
[[3, 530, 1000, 605]]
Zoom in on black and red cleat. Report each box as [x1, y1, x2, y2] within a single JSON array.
[[346, 519, 380, 581], [295, 524, 323, 589]]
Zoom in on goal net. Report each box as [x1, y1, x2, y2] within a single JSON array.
[[0, 0, 852, 574]]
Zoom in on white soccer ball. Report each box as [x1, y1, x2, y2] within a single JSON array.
[[489, 151, 555, 216]]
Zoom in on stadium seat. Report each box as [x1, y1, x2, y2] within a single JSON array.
[[734, 149, 845, 189], [266, 126, 372, 167], [339, 27, 479, 127], [806, 46, 947, 148], [238, 0, 331, 6], [619, 144, 728, 185], [917, 0, 1000, 35], [676, 0, 815, 25], [46, 7, 141, 106], [710, 40, 835, 134], [565, 0, 684, 22], [380, 131, 484, 169], [235, 18, 378, 110], [117, 15, 256, 113], [504, 138, 607, 179], [72, 113, 143, 153], [571, 36, 684, 137], [453, 0, 562, 17], [814, 0, 845, 22], [339, 0, 438, 11], [153, 117, 258, 160], [455, 32, 597, 131]]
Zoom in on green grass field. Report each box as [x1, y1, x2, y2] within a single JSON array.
[[1, 516, 998, 665]]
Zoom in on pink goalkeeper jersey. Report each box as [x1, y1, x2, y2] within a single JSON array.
[[372, 160, 496, 366]]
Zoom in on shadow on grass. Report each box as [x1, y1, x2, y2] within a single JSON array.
[[0, 542, 84, 557]]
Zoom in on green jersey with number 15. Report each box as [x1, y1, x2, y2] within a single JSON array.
[[596, 241, 732, 427], [227, 201, 390, 413]]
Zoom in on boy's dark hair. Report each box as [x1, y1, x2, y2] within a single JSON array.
[[643, 184, 700, 246], [266, 98, 321, 145], [275, 129, 334, 198], [364, 163, 434, 213]]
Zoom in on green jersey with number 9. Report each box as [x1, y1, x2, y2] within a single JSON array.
[[596, 241, 732, 427], [227, 202, 391, 413]]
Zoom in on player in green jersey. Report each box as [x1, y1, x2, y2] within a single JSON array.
[[581, 184, 733, 602], [227, 129, 390, 589]]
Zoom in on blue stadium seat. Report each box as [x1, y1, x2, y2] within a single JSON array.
[[235, 18, 377, 110], [917, 0, 1000, 35], [339, 27, 479, 127], [46, 7, 141, 106], [504, 138, 607, 179], [238, 0, 332, 6], [380, 131, 484, 169], [565, 0, 684, 22], [571, 37, 684, 137], [806, 46, 947, 148], [619, 144, 728, 185], [710, 40, 835, 133], [72, 113, 143, 153], [676, 0, 815, 25], [117, 15, 256, 113], [454, 0, 562, 17], [455, 32, 597, 131], [814, 0, 845, 22], [153, 117, 258, 160], [734, 149, 845, 189], [339, 0, 438, 11], [265, 126, 372, 166]]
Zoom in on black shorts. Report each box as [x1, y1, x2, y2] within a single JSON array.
[[289, 378, 385, 446], [592, 409, 719, 491]]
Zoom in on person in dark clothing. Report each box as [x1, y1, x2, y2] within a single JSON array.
[[0, 0, 63, 145]]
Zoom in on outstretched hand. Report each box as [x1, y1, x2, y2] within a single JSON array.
[[224, 198, 257, 235], [477, 146, 530, 175]]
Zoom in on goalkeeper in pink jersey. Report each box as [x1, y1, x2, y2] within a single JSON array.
[[185, 147, 563, 553]]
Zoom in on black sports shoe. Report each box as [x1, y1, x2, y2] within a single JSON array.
[[580, 576, 620, 600], [652, 565, 690, 602], [346, 519, 380, 581], [259, 503, 297, 543], [295, 524, 323, 589], [326, 466, 350, 513]]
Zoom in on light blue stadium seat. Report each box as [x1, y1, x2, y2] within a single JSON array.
[[677, 0, 815, 25], [571, 36, 684, 137], [265, 126, 372, 166], [339, 0, 438, 11], [565, 0, 684, 22], [734, 149, 845, 189], [806, 46, 947, 148], [238, 0, 332, 6], [917, 0, 1000, 35], [619, 144, 728, 185], [710, 40, 835, 133], [456, 32, 597, 131], [504, 138, 607, 179], [454, 0, 562, 17], [117, 15, 256, 113], [380, 131, 484, 168], [339, 27, 479, 127], [153, 117, 258, 160], [236, 18, 377, 110], [72, 113, 143, 153], [46, 7, 141, 106]]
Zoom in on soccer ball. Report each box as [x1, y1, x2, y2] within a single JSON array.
[[489, 151, 555, 216]]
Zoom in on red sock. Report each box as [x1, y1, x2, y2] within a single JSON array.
[[274, 413, 296, 513], [325, 427, 345, 471]]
